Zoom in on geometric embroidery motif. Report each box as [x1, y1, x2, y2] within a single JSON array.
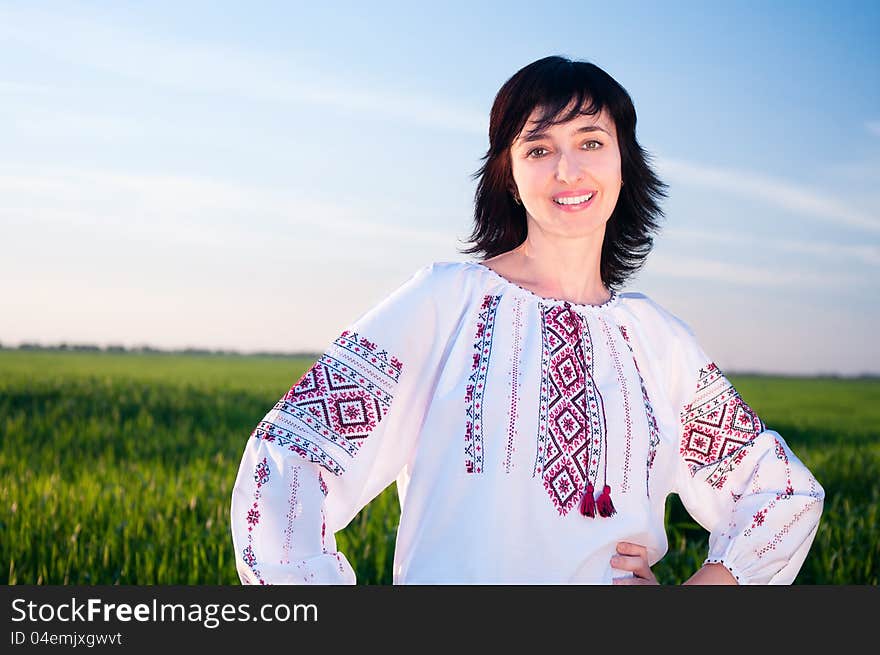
[[680, 362, 765, 488], [250, 330, 404, 477], [534, 303, 604, 516], [465, 294, 501, 474]]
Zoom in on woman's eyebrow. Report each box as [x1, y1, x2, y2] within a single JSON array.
[[519, 125, 610, 144]]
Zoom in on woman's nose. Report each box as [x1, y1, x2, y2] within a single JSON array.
[[555, 150, 584, 184]]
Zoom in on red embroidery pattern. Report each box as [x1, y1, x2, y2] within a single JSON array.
[[735, 439, 821, 554], [250, 331, 403, 476], [701, 441, 821, 581], [504, 297, 524, 473], [680, 362, 765, 487], [618, 325, 661, 497], [242, 457, 271, 584], [534, 304, 604, 515], [754, 475, 823, 560], [599, 316, 632, 494], [465, 294, 501, 474], [334, 552, 347, 577]]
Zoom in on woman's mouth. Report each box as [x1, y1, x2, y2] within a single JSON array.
[[552, 192, 595, 211]]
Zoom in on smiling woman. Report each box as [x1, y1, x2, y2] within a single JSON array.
[[230, 55, 825, 585], [466, 56, 666, 299]]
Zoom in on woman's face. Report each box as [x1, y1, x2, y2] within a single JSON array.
[[509, 103, 623, 239]]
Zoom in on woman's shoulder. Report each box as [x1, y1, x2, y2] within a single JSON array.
[[415, 260, 474, 278], [411, 260, 504, 295], [613, 291, 699, 345], [381, 261, 492, 311], [404, 260, 481, 291]]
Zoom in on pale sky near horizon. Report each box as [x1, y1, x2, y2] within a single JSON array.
[[1, 1, 878, 375]]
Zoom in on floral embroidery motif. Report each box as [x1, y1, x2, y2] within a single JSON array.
[[255, 460, 270, 486], [534, 304, 604, 515], [752, 509, 767, 526], [755, 474, 823, 559], [242, 457, 270, 584], [729, 437, 823, 558], [465, 294, 501, 473], [680, 362, 765, 488], [618, 325, 661, 497], [250, 330, 403, 476], [599, 316, 632, 494], [504, 297, 524, 473]]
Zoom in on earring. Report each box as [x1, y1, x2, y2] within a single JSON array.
[[512, 190, 522, 205]]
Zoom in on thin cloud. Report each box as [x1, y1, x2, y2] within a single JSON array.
[[0, 169, 451, 248], [664, 227, 880, 267], [645, 254, 863, 289], [0, 81, 56, 95], [867, 121, 880, 137], [11, 108, 139, 140], [657, 156, 880, 233], [0, 7, 486, 135]]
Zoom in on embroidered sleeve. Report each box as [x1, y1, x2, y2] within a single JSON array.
[[673, 353, 825, 585], [230, 264, 443, 584]]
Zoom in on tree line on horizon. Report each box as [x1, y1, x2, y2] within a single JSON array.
[[0, 342, 321, 358], [0, 342, 876, 379]]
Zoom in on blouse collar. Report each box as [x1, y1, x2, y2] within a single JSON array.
[[468, 261, 620, 312]]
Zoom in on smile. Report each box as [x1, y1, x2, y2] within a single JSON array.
[[553, 193, 594, 206]]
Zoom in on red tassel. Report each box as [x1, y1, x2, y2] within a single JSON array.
[[596, 484, 616, 517], [579, 482, 596, 517]]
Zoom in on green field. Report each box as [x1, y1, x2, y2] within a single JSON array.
[[1, 350, 877, 584]]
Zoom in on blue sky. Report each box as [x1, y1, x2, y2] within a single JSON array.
[[1, 1, 878, 375]]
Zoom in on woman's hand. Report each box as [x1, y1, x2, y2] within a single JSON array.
[[611, 541, 659, 585]]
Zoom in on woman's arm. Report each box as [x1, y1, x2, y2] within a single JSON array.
[[611, 542, 738, 585], [230, 263, 449, 584], [682, 562, 738, 585]]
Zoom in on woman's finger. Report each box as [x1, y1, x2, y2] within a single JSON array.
[[610, 554, 645, 573], [616, 541, 648, 558], [612, 555, 657, 583]]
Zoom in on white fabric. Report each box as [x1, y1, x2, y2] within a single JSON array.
[[230, 261, 824, 584]]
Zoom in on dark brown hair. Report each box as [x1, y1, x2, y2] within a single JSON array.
[[460, 55, 668, 290]]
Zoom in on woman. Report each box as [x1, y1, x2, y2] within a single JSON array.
[[230, 56, 824, 585]]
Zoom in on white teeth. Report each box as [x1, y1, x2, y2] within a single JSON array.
[[554, 193, 593, 205]]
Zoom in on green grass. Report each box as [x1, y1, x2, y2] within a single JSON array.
[[1, 351, 877, 584]]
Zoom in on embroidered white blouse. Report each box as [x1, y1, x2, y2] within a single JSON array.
[[230, 261, 824, 585]]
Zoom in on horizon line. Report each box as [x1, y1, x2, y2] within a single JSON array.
[[2, 341, 878, 380]]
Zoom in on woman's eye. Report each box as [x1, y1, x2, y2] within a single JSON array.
[[528, 141, 602, 158]]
